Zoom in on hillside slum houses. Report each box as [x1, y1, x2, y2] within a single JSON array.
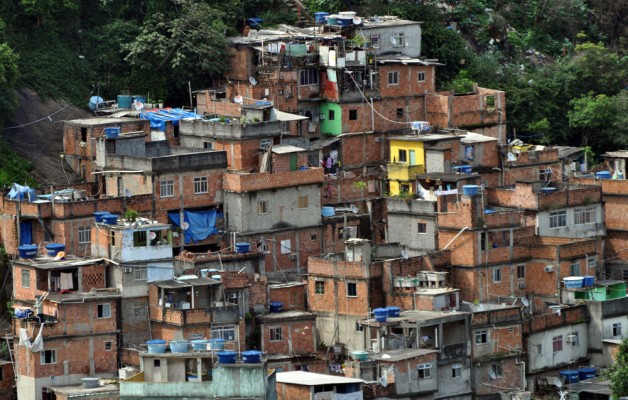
[[0, 14, 626, 400]]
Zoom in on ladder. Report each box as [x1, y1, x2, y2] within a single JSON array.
[[4, 334, 16, 386]]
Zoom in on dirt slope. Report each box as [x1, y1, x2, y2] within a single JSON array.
[[3, 88, 91, 185]]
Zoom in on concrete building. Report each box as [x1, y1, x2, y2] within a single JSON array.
[[259, 310, 318, 371], [385, 198, 437, 256], [276, 370, 363, 400], [120, 351, 277, 399]]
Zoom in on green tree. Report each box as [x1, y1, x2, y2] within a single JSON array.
[[569, 90, 628, 149], [123, 0, 230, 92], [0, 42, 19, 124], [603, 338, 628, 398]]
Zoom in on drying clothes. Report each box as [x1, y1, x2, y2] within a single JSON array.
[[60, 273, 74, 290], [19, 326, 44, 352]]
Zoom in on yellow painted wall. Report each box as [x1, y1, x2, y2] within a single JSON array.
[[388, 139, 425, 195]]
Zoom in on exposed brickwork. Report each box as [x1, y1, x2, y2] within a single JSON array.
[[261, 317, 316, 355]]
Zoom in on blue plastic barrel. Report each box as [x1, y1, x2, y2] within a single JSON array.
[[373, 308, 387, 322], [596, 171, 611, 179], [560, 370, 580, 383], [582, 276, 595, 287], [117, 95, 132, 109], [217, 350, 237, 364], [191, 339, 209, 351], [133, 95, 146, 105], [235, 242, 250, 253], [45, 243, 65, 257], [146, 339, 167, 354], [578, 367, 596, 380], [242, 350, 262, 363], [209, 338, 225, 351], [18, 245, 38, 259], [337, 17, 353, 27], [103, 214, 119, 225], [247, 18, 263, 27], [462, 185, 480, 195], [270, 301, 284, 313], [104, 127, 120, 139], [322, 207, 335, 217], [385, 306, 400, 317], [94, 211, 109, 223], [169, 340, 189, 353], [460, 165, 472, 174], [89, 96, 104, 110], [315, 12, 329, 24]]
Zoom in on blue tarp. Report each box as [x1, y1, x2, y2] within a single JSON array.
[[168, 210, 218, 244], [7, 183, 32, 200], [140, 108, 202, 132], [20, 222, 32, 246]]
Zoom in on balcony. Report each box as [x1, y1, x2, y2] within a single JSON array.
[[150, 304, 239, 326], [440, 342, 467, 361], [387, 163, 425, 182]]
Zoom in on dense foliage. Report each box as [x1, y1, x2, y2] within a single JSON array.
[[0, 0, 625, 153], [602, 338, 628, 398]]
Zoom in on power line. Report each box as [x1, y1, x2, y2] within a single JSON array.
[[2, 105, 71, 130]]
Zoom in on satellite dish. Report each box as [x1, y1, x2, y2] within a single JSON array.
[[352, 17, 362, 25], [249, 76, 257, 86], [124, 188, 132, 198], [379, 376, 388, 387], [554, 377, 563, 388], [233, 95, 243, 104], [401, 250, 409, 260], [507, 152, 516, 162], [350, 204, 358, 214], [149, 232, 157, 240], [522, 298, 529, 307], [390, 36, 397, 45], [489, 369, 497, 380], [181, 222, 190, 231]]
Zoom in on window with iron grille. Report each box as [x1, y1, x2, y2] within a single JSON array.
[[549, 210, 567, 228], [270, 327, 282, 342], [315, 280, 325, 294], [553, 335, 563, 352]]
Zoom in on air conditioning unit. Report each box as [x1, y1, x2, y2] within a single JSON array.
[[544, 265, 554, 273], [124, 267, 133, 274], [518, 282, 527, 289], [259, 138, 272, 150], [289, 254, 298, 260], [566, 334, 577, 344], [375, 137, 384, 143]]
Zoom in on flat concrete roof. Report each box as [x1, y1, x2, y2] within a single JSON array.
[[67, 117, 138, 125], [47, 289, 122, 303], [13, 256, 104, 270], [272, 145, 307, 154], [276, 371, 363, 386], [153, 277, 221, 289], [269, 281, 307, 289], [51, 381, 119, 397], [370, 348, 437, 362], [259, 310, 315, 321]]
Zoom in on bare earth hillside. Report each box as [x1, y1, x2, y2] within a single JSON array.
[[3, 88, 91, 185]]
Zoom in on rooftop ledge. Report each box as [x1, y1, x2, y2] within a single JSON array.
[[223, 167, 324, 192]]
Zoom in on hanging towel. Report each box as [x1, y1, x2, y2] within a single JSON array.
[[60, 273, 73, 290], [19, 326, 44, 352]]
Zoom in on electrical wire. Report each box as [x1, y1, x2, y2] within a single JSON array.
[[2, 105, 70, 130]]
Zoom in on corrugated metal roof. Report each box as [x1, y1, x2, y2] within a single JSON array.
[[153, 277, 221, 289], [276, 371, 363, 386], [271, 145, 307, 154]]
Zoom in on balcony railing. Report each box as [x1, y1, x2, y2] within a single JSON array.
[[150, 304, 239, 326], [387, 163, 425, 181]]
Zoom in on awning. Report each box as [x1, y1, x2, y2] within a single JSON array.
[[275, 110, 309, 121]]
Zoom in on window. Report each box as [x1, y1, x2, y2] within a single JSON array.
[[536, 344, 543, 356], [315, 281, 325, 294], [270, 327, 282, 342], [475, 329, 488, 344], [398, 149, 407, 163], [553, 335, 563, 352], [347, 282, 357, 297], [570, 262, 580, 276], [257, 201, 268, 214], [160, 179, 174, 198], [391, 33, 404, 47], [80, 127, 87, 142], [613, 322, 622, 337], [388, 71, 399, 85], [370, 34, 380, 48], [78, 226, 91, 244], [134, 266, 147, 281], [280, 239, 291, 255], [203, 141, 213, 149], [299, 69, 318, 86], [154, 359, 161, 367], [517, 265, 525, 279], [133, 303, 147, 317], [97, 303, 111, 319], [417, 363, 432, 379], [452, 364, 462, 378], [493, 267, 502, 282], [539, 168, 551, 181], [400, 184, 410, 193], [212, 325, 236, 341], [40, 350, 56, 365], [575, 207, 595, 225], [193, 176, 208, 194], [329, 109, 335, 120], [418, 72, 426, 82], [133, 231, 147, 247], [549, 210, 567, 228], [588, 256, 596, 271], [396, 108, 404, 118], [417, 222, 427, 234], [485, 96, 496, 107], [311, 234, 317, 241], [355, 321, 364, 332], [490, 364, 503, 379], [105, 341, 113, 351], [298, 196, 308, 209], [21, 269, 30, 289], [349, 110, 358, 120]]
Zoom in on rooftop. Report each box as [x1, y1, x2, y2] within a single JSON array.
[[47, 288, 122, 303], [259, 310, 315, 321], [66, 117, 138, 126], [13, 255, 105, 270], [603, 150, 628, 158], [369, 348, 437, 362], [276, 371, 363, 386], [153, 276, 222, 289], [51, 381, 119, 397]]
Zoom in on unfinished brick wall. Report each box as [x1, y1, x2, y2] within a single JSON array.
[[269, 282, 307, 311], [261, 318, 316, 355]]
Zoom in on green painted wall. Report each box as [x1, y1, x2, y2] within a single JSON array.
[[320, 102, 342, 136]]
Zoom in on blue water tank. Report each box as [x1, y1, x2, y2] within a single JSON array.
[[462, 185, 480, 195], [104, 127, 120, 139], [242, 350, 262, 363], [217, 350, 237, 364], [373, 308, 387, 322], [596, 171, 611, 179], [315, 12, 329, 24], [235, 242, 250, 253], [117, 95, 132, 109], [247, 18, 263, 27], [89, 96, 104, 110]]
